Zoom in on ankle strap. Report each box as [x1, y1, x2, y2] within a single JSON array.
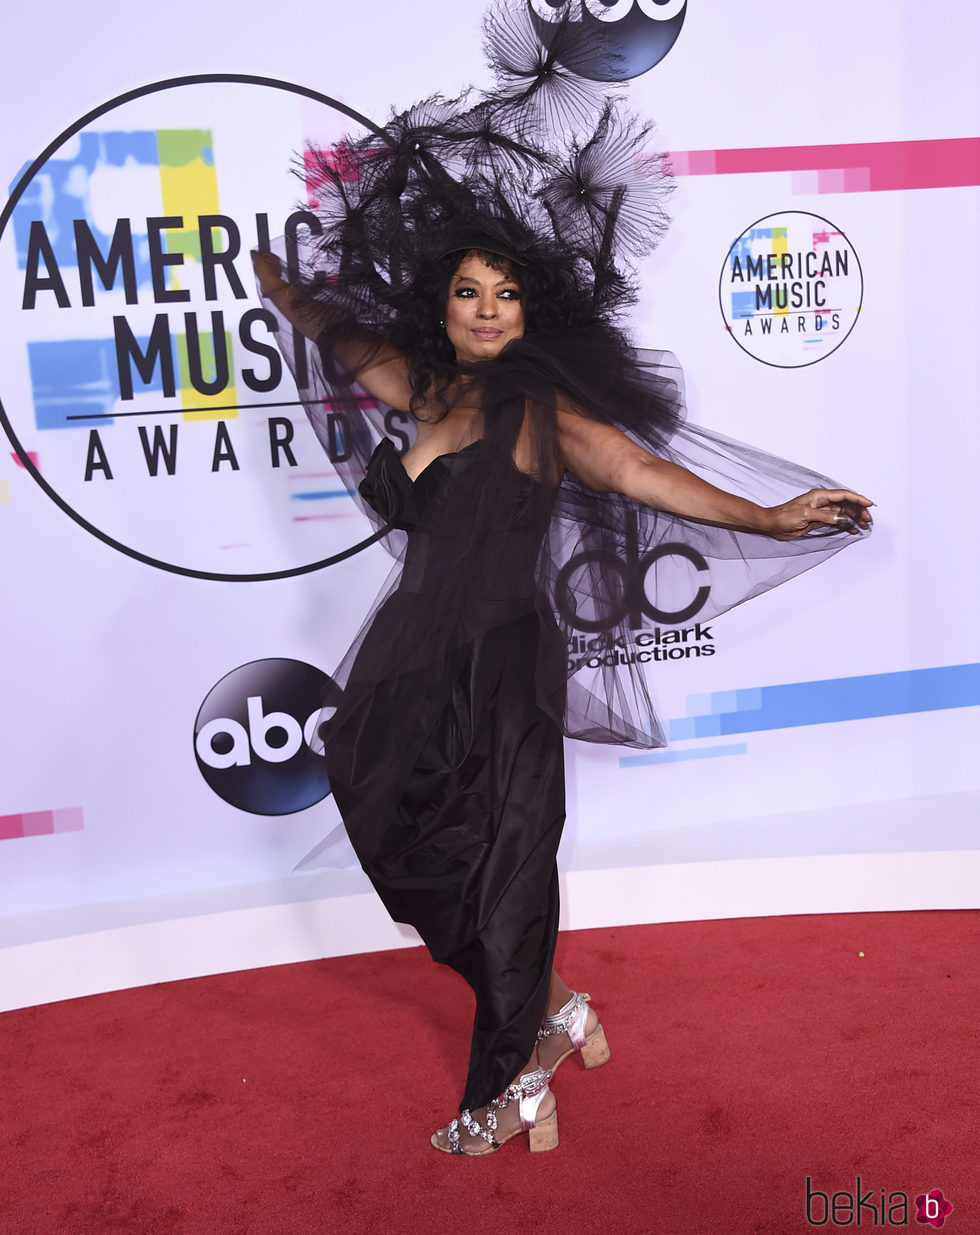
[[538, 991, 590, 1039]]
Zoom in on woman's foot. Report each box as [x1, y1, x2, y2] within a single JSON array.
[[535, 991, 610, 1074], [430, 1067, 558, 1155]]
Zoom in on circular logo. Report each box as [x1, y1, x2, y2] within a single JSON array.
[[0, 75, 397, 581], [529, 0, 686, 81], [194, 657, 341, 815], [719, 211, 863, 368]]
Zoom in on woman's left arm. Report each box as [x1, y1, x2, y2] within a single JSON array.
[[556, 409, 872, 540]]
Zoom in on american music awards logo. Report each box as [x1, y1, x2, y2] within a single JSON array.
[[0, 76, 391, 581], [719, 211, 864, 369], [1, 9, 686, 579]]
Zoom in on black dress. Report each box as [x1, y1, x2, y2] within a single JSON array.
[[262, 314, 869, 1113], [326, 429, 566, 1110], [257, 0, 872, 1110]]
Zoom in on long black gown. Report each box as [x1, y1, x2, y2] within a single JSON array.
[[326, 426, 566, 1110], [257, 0, 872, 1111], [262, 313, 870, 1113]]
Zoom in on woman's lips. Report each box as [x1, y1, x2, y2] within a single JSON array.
[[472, 327, 502, 338]]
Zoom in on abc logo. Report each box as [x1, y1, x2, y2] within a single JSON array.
[[194, 658, 341, 815], [529, 0, 686, 81]]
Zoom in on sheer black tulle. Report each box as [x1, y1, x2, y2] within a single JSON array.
[[262, 308, 868, 749], [258, 1, 870, 1111]]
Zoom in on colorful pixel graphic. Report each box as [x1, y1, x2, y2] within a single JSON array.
[[14, 128, 238, 429], [619, 664, 980, 768], [0, 807, 84, 841], [666, 137, 980, 194], [669, 663, 980, 741]]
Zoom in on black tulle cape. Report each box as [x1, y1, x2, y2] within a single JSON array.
[[260, 289, 869, 750]]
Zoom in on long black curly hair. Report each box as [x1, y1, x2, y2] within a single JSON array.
[[299, 1, 670, 419], [383, 236, 638, 419]]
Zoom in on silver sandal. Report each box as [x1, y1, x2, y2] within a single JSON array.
[[537, 991, 611, 1073], [433, 1067, 559, 1156]]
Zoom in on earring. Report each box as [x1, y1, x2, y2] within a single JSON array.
[[439, 318, 445, 327]]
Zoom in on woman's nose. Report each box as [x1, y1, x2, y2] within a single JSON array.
[[477, 297, 496, 317]]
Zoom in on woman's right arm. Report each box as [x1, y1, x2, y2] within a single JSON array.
[[251, 250, 415, 412], [557, 405, 873, 539]]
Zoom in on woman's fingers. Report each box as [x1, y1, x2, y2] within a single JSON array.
[[816, 489, 874, 533], [819, 488, 873, 509], [802, 502, 857, 535], [768, 488, 874, 539]]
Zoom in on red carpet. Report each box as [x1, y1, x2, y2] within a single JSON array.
[[1, 911, 974, 1234]]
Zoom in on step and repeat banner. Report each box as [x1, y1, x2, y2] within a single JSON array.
[[1, 0, 978, 1004]]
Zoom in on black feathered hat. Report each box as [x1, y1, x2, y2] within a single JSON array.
[[299, 0, 672, 332]]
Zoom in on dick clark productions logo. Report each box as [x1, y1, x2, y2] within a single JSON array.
[[194, 658, 340, 815]]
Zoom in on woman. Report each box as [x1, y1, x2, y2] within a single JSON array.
[[254, 242, 870, 1155], [253, 2, 871, 1156]]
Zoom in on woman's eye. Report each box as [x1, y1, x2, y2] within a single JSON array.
[[454, 287, 476, 297], [500, 289, 521, 300]]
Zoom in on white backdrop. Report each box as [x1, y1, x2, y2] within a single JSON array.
[[2, 0, 978, 1012]]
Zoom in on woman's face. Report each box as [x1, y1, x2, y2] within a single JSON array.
[[444, 251, 525, 364]]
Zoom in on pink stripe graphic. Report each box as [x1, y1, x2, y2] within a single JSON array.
[[0, 807, 84, 841], [663, 137, 980, 194]]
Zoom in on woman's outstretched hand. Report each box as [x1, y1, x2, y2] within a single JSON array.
[[763, 488, 873, 540]]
